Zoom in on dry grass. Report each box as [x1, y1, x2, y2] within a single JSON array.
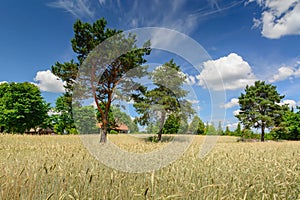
[[0, 134, 299, 199]]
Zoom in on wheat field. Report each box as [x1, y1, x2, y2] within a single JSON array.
[[0, 134, 299, 199]]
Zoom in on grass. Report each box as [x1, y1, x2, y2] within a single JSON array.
[[0, 134, 299, 199]]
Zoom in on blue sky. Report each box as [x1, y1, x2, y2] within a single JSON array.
[[1, 0, 300, 130]]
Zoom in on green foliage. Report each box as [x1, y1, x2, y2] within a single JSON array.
[[163, 114, 180, 134], [73, 106, 98, 134], [145, 122, 159, 134], [270, 108, 300, 140], [51, 60, 78, 94], [111, 106, 139, 133], [224, 126, 232, 136], [241, 128, 256, 139], [178, 118, 189, 134], [235, 123, 242, 137], [189, 116, 205, 135], [217, 121, 224, 135], [51, 95, 78, 134], [0, 82, 49, 133], [96, 103, 116, 132], [96, 105, 138, 133], [50, 18, 150, 142], [133, 60, 195, 140], [109, 130, 119, 134], [236, 81, 285, 141], [206, 122, 217, 135], [76, 20, 150, 142]]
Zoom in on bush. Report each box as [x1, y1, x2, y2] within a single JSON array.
[[110, 130, 119, 134]]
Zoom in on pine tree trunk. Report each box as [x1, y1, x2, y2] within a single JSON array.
[[100, 128, 107, 143], [157, 112, 166, 142], [100, 119, 108, 143], [261, 124, 265, 142], [157, 130, 162, 141]]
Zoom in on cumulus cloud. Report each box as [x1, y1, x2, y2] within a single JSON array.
[[185, 75, 196, 85], [0, 81, 8, 85], [233, 109, 241, 116], [226, 122, 239, 130], [196, 53, 257, 91], [294, 67, 300, 77], [270, 64, 300, 82], [278, 99, 297, 108], [48, 0, 94, 19], [269, 66, 294, 82], [187, 99, 199, 104], [249, 0, 300, 39], [33, 70, 65, 93], [221, 98, 239, 109]]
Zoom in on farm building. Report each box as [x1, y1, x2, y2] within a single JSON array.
[[96, 123, 129, 133], [25, 127, 55, 135]]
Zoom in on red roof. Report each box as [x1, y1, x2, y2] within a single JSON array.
[[96, 123, 129, 131]]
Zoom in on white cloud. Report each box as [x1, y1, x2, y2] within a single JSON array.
[[0, 81, 7, 85], [226, 122, 239, 130], [278, 99, 297, 108], [187, 99, 199, 104], [269, 66, 294, 82], [48, 0, 94, 19], [185, 75, 196, 85], [249, 0, 300, 39], [294, 68, 300, 77], [98, 0, 105, 5], [48, 110, 61, 116], [221, 98, 239, 109], [233, 109, 241, 116], [269, 64, 300, 82], [196, 53, 257, 91], [33, 70, 65, 93]]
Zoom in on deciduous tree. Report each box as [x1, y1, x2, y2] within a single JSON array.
[[189, 116, 205, 134], [271, 107, 300, 140], [0, 82, 49, 133]]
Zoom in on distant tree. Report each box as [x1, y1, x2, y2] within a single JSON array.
[[51, 95, 78, 134], [73, 105, 98, 134], [189, 116, 205, 134], [110, 106, 139, 133], [217, 121, 224, 135], [133, 60, 194, 141], [0, 82, 49, 133], [163, 114, 180, 134], [236, 81, 285, 142], [242, 128, 255, 139], [206, 122, 217, 135], [234, 123, 242, 137], [224, 126, 232, 136], [146, 122, 159, 134], [178, 118, 189, 134], [271, 107, 300, 140], [204, 121, 209, 135]]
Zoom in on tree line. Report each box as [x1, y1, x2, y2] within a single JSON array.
[[0, 18, 299, 142]]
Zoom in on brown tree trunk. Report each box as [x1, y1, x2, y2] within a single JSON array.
[[100, 129, 107, 143], [157, 130, 162, 141], [100, 119, 108, 143], [157, 112, 166, 142], [261, 123, 265, 142]]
